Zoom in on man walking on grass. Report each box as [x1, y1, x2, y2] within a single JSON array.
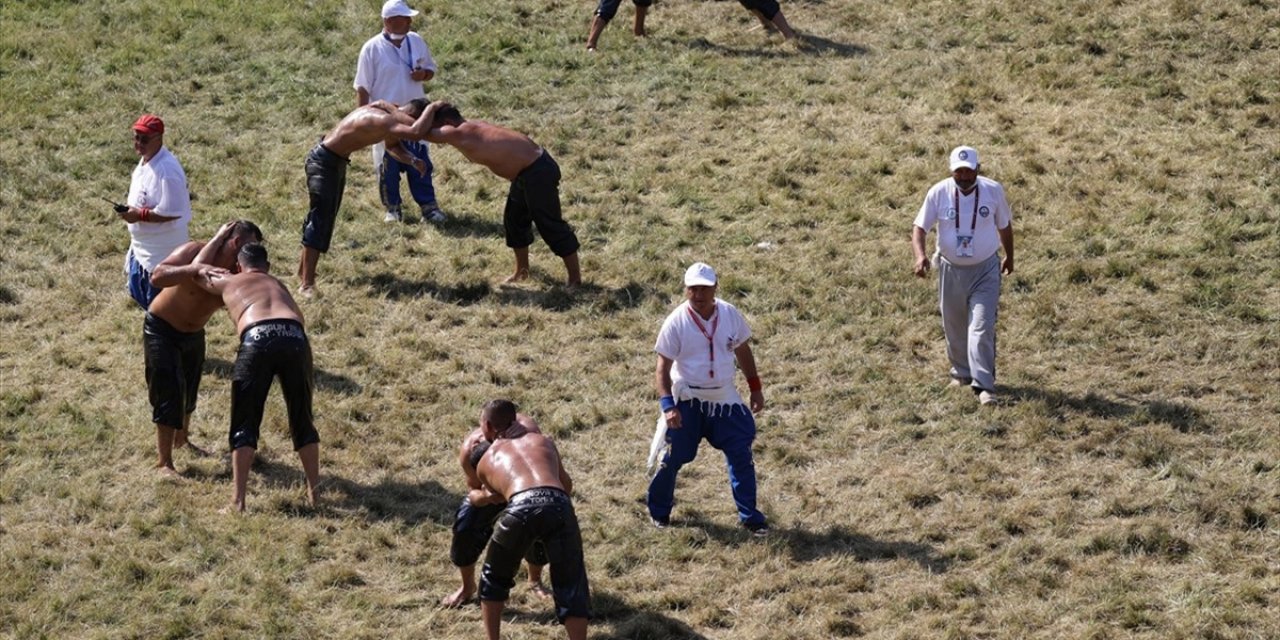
[[195, 243, 320, 512], [649, 262, 769, 536], [425, 102, 582, 287], [297, 98, 442, 297], [911, 145, 1015, 406], [468, 399, 590, 640], [144, 220, 263, 477]]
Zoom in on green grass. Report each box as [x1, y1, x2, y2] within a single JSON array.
[[2, 0, 1280, 638]]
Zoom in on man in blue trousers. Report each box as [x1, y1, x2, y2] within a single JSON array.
[[649, 262, 768, 537]]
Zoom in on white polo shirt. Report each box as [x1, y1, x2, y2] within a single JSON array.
[[354, 32, 437, 104], [655, 299, 753, 388], [914, 175, 1012, 265], [126, 146, 191, 272]]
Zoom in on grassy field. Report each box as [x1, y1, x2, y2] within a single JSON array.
[[2, 0, 1279, 638]]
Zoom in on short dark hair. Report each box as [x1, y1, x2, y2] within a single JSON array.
[[433, 105, 463, 127], [404, 97, 429, 119], [481, 399, 517, 430], [467, 440, 491, 470], [238, 242, 269, 270], [231, 220, 263, 242]]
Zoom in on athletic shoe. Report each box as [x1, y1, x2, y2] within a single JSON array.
[[384, 208, 403, 223], [421, 205, 447, 223], [978, 390, 997, 406], [651, 516, 669, 529], [744, 522, 769, 537], [949, 377, 973, 387]]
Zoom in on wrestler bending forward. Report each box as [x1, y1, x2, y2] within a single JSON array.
[[196, 242, 320, 512], [468, 399, 590, 640]]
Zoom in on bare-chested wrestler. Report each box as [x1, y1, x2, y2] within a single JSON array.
[[298, 98, 444, 297], [442, 410, 550, 608], [196, 242, 320, 512], [468, 399, 590, 640], [426, 102, 582, 286], [145, 219, 263, 477]]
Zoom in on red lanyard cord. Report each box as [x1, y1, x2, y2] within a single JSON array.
[[685, 306, 719, 379]]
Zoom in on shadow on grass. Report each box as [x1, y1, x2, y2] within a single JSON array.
[[354, 272, 493, 304], [687, 33, 868, 58], [1003, 385, 1211, 433], [470, 589, 709, 640], [432, 210, 505, 240], [355, 273, 654, 312], [679, 514, 950, 573], [203, 357, 362, 395], [249, 455, 460, 525]]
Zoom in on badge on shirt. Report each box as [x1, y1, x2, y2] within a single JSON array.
[[956, 235, 975, 257], [979, 206, 991, 218], [943, 207, 958, 221]]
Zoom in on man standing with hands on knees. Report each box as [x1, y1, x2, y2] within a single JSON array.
[[196, 243, 320, 512], [355, 0, 445, 224], [649, 262, 769, 536], [911, 145, 1014, 406], [116, 114, 192, 310]]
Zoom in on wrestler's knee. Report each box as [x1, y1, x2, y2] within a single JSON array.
[[479, 563, 516, 602], [595, 0, 621, 21]]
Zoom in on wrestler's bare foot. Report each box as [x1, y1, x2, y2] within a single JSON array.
[[441, 586, 474, 608], [306, 487, 318, 507], [177, 440, 212, 458], [503, 270, 530, 284], [529, 581, 553, 600], [155, 464, 182, 480], [219, 502, 246, 515]]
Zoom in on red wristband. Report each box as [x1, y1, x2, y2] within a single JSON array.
[[747, 376, 762, 393], [138, 208, 151, 221]]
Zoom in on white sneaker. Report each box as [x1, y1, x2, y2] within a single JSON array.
[[384, 208, 403, 223], [949, 377, 972, 387], [978, 390, 997, 406], [421, 205, 446, 223]]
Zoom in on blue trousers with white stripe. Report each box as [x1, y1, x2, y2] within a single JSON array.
[[647, 399, 765, 526], [380, 140, 436, 210]]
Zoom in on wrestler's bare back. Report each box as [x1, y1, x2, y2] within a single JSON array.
[[476, 431, 567, 501], [461, 415, 542, 490], [322, 106, 407, 158], [219, 271, 304, 335], [434, 120, 542, 181]]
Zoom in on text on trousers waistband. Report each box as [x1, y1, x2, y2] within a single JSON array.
[[244, 322, 305, 342]]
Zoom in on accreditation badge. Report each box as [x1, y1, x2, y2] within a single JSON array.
[[956, 235, 975, 257]]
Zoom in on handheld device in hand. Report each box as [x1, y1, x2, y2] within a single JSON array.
[[101, 197, 128, 214]]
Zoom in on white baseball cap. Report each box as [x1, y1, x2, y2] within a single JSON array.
[[382, 0, 419, 19], [684, 262, 717, 287], [949, 145, 979, 171]]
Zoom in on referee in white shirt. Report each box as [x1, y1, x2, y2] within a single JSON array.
[[911, 145, 1015, 405], [354, 0, 444, 223], [650, 262, 769, 536], [116, 114, 192, 310]]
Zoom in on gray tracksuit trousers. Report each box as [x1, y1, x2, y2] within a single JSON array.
[[937, 253, 1001, 391]]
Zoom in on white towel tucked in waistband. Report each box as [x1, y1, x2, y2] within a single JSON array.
[[646, 377, 746, 477]]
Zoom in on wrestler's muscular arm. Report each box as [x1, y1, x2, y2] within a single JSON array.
[[151, 221, 236, 288]]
